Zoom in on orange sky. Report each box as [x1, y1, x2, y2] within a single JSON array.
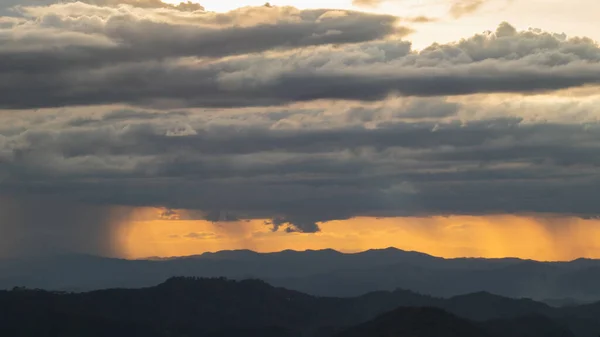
[[116, 210, 600, 261]]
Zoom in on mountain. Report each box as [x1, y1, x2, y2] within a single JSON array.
[[337, 308, 576, 337], [335, 307, 491, 337], [442, 292, 554, 321], [543, 298, 591, 308], [0, 277, 599, 337], [483, 315, 576, 337], [2, 248, 600, 301]]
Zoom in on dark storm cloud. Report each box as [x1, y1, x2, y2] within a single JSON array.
[[157, 208, 239, 222], [268, 217, 321, 233], [2, 20, 600, 109], [203, 210, 240, 223], [2, 97, 600, 228]]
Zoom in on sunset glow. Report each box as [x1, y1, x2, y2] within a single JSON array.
[[118, 212, 600, 261]]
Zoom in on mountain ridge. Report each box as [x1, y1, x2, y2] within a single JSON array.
[[2, 248, 600, 301], [140, 247, 575, 263]]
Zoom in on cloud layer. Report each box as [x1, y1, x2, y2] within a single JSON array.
[[3, 91, 600, 233], [1, 11, 600, 109], [1, 0, 600, 253]]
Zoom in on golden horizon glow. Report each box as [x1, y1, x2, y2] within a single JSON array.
[[116, 211, 600, 261]]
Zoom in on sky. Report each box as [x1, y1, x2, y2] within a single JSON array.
[[1, 0, 600, 260]]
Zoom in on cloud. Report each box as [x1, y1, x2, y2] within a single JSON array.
[[352, 0, 381, 7], [76, 0, 204, 11], [351, 0, 438, 22], [159, 208, 180, 220], [0, 2, 403, 75], [2, 21, 600, 109], [353, 0, 500, 18], [3, 93, 600, 229], [203, 211, 240, 223], [268, 217, 321, 233], [448, 0, 485, 18], [406, 16, 438, 23], [0, 0, 204, 15], [157, 208, 239, 222], [183, 232, 221, 239]]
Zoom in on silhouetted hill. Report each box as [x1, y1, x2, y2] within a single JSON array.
[[337, 309, 577, 337], [0, 277, 599, 337], [336, 307, 490, 337], [483, 315, 576, 337], [443, 291, 553, 320]]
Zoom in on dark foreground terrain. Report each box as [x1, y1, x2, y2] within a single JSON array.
[[0, 277, 599, 337]]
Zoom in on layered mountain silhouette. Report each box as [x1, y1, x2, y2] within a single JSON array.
[[0, 277, 599, 337], [2, 248, 600, 302]]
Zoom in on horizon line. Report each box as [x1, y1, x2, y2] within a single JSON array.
[[133, 247, 596, 263]]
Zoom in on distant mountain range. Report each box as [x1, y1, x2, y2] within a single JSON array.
[[1, 277, 599, 337], [2, 248, 600, 302]]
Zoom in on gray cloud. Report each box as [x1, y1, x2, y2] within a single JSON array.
[[203, 211, 239, 223], [0, 0, 203, 15], [159, 208, 180, 220], [74, 0, 204, 11], [268, 217, 321, 233], [0, 2, 404, 76], [2, 21, 600, 109], [2, 96, 600, 231], [158, 208, 240, 222]]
